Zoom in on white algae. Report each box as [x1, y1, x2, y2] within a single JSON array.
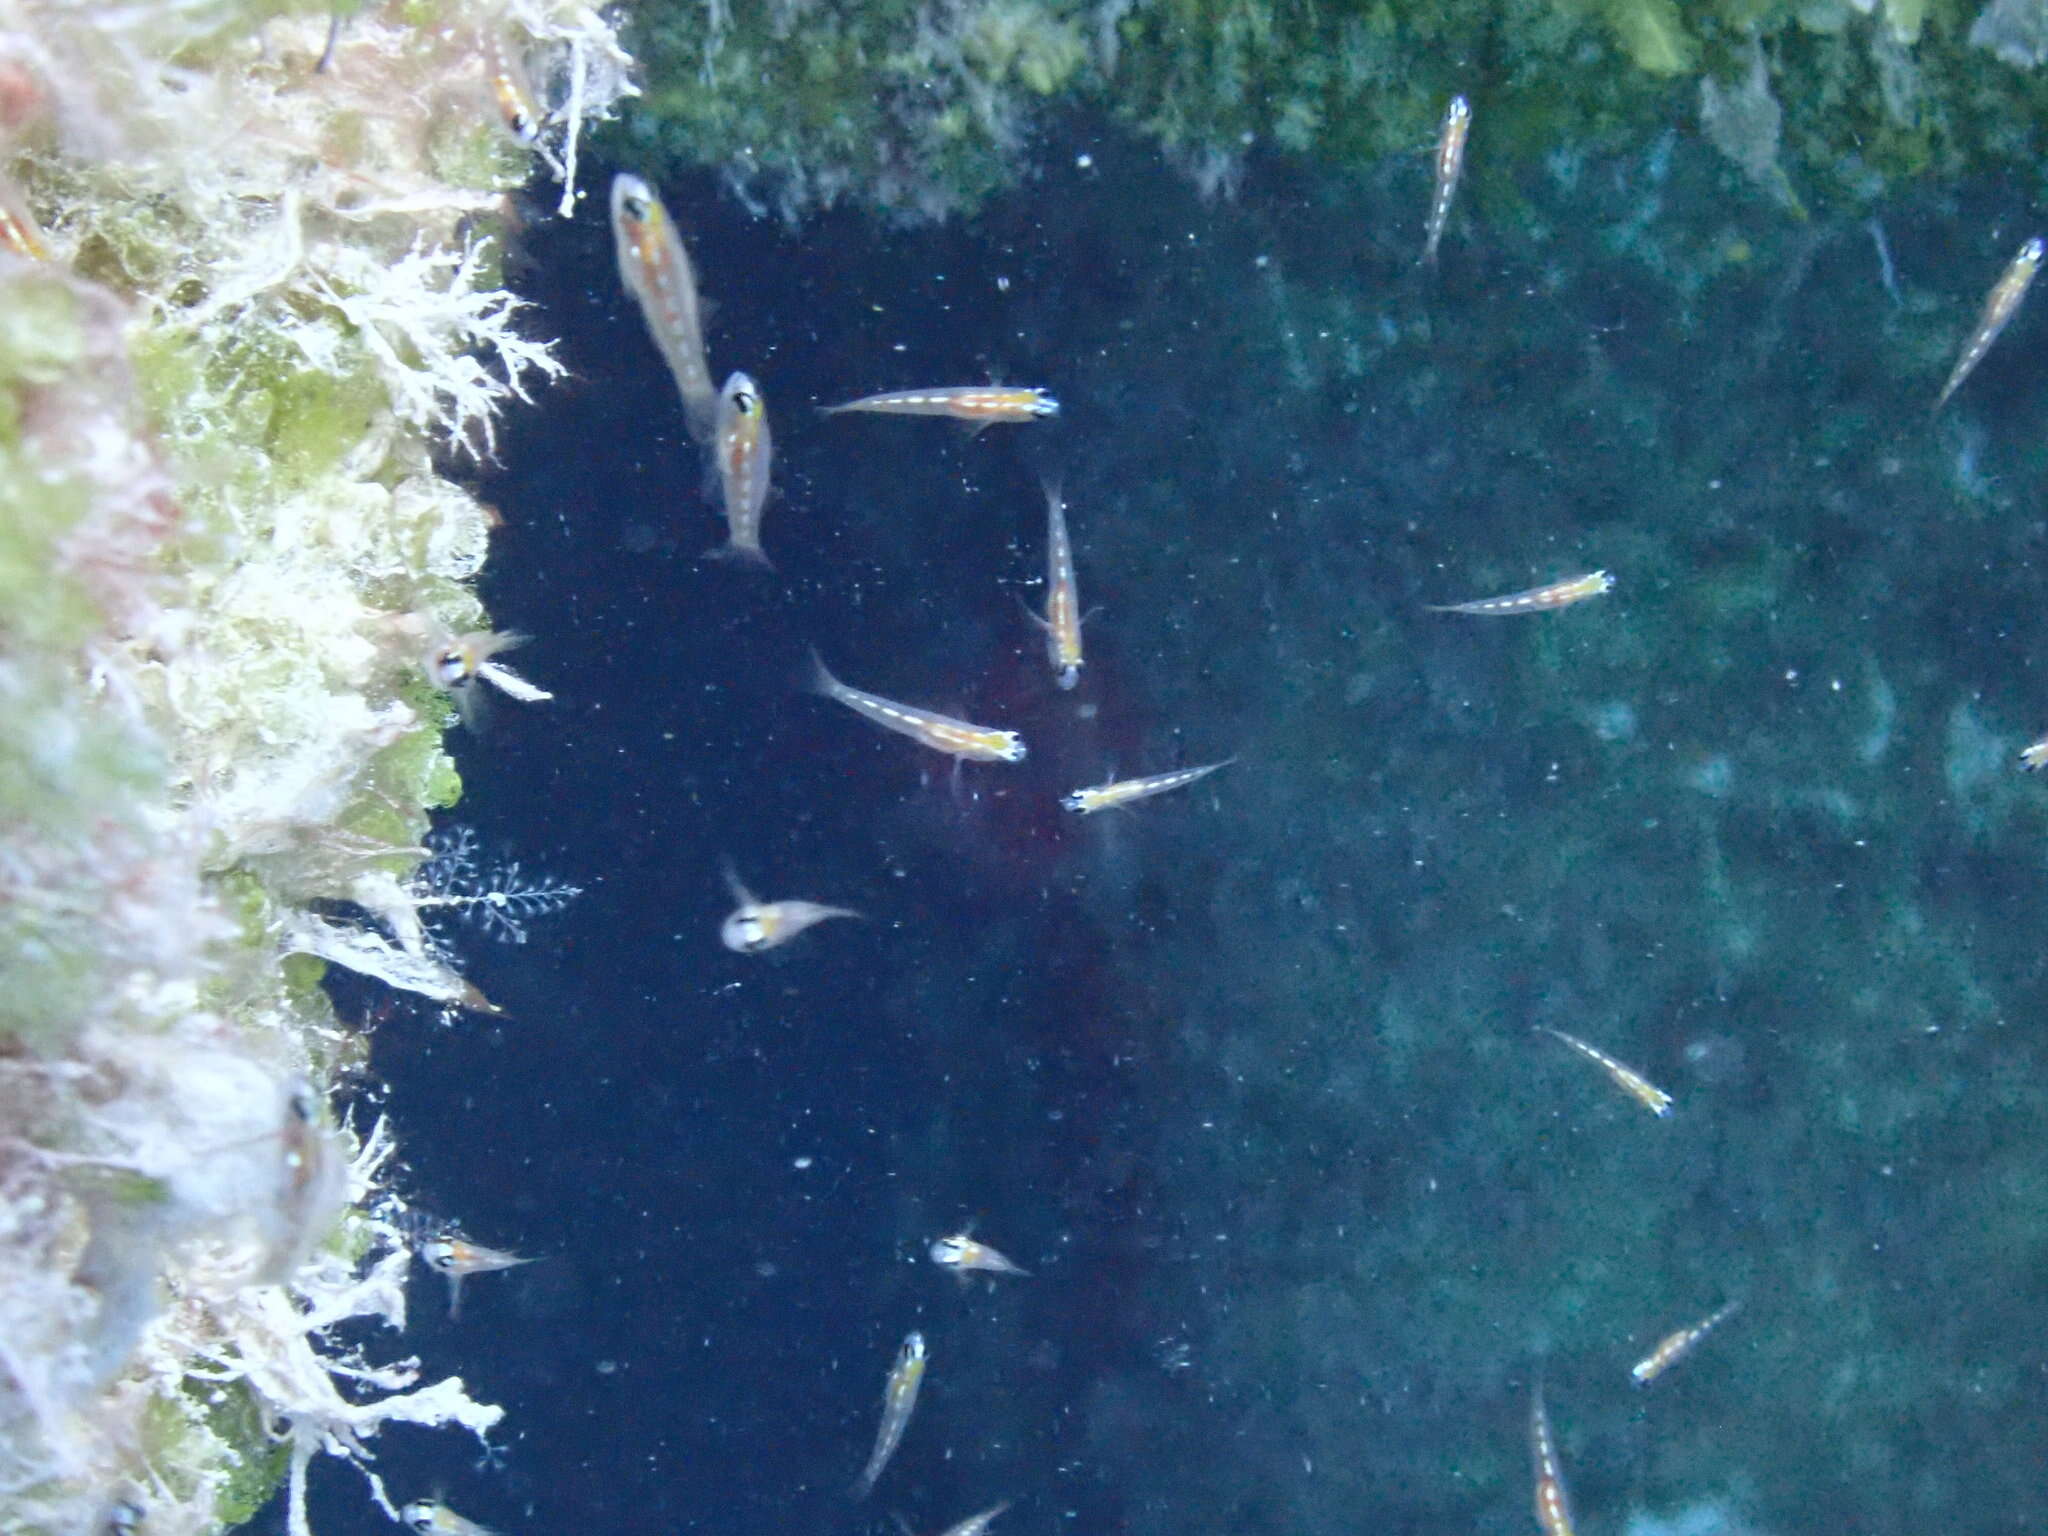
[[0, 1, 631, 1530]]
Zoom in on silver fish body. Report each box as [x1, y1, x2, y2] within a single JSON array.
[[610, 174, 719, 445], [809, 653, 1025, 763], [720, 868, 858, 952], [853, 1331, 928, 1499], [710, 371, 773, 567]]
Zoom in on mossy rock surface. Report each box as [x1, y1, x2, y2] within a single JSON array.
[[617, 0, 2048, 223]]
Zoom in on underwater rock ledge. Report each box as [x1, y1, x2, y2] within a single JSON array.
[[0, 3, 630, 1532]]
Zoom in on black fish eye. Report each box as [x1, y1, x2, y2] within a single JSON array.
[[626, 193, 649, 220], [735, 389, 758, 413]]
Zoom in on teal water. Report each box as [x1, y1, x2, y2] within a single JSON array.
[[336, 113, 2048, 1536]]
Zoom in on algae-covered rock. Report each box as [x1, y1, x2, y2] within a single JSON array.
[[0, 0, 629, 1529], [615, 0, 2048, 225]]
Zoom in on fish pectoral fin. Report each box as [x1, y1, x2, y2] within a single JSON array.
[[720, 859, 755, 908], [1012, 591, 1051, 631]]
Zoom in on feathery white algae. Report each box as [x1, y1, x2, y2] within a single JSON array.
[[0, 0, 632, 1529]]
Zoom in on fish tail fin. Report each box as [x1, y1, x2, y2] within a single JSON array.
[[702, 539, 775, 572], [804, 648, 840, 698]]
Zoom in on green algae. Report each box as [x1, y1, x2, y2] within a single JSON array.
[[618, 0, 2048, 224], [1601, 0, 1697, 74]]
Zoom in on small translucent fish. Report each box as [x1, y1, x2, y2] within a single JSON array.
[[936, 1503, 1012, 1536], [255, 1077, 350, 1285], [1529, 1381, 1577, 1536], [610, 174, 719, 445], [720, 865, 858, 953], [1062, 759, 1234, 815], [810, 651, 1025, 763], [853, 1331, 928, 1499], [2022, 736, 2048, 771], [0, 172, 47, 261], [1421, 95, 1471, 266], [1631, 1299, 1741, 1385], [1031, 478, 1086, 688], [821, 386, 1059, 430], [709, 371, 773, 566], [420, 1233, 535, 1318], [424, 630, 552, 725], [1537, 1026, 1673, 1118], [1934, 236, 2043, 413], [931, 1231, 1030, 1279], [479, 29, 542, 146], [1429, 570, 1612, 615], [401, 1501, 498, 1536]]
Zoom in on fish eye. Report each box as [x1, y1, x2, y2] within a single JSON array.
[[734, 389, 758, 414], [624, 192, 650, 221]]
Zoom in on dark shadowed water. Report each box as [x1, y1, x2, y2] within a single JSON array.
[[295, 111, 2048, 1536]]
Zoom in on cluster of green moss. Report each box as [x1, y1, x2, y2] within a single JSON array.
[[622, 0, 2048, 222]]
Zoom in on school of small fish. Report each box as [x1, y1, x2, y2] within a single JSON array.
[[275, 71, 2048, 1534], [586, 125, 1736, 1530]]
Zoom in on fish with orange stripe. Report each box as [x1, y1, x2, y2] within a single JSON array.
[[1530, 1380, 1577, 1536]]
